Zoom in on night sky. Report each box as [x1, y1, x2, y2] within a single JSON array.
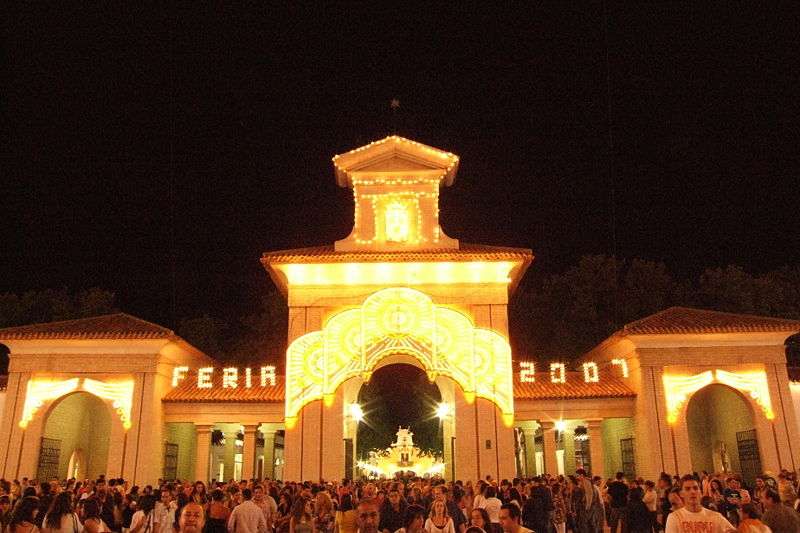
[[3, 4, 798, 329]]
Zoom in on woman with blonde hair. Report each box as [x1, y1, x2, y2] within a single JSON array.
[[424, 501, 454, 533], [314, 493, 334, 533]]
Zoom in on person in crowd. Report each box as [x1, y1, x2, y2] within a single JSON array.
[[355, 499, 379, 533], [41, 493, 80, 533], [522, 477, 553, 533], [129, 495, 157, 533], [606, 473, 628, 533], [315, 492, 336, 533], [709, 481, 726, 513], [177, 504, 205, 533], [752, 479, 769, 515], [761, 491, 800, 533], [479, 488, 501, 533], [253, 486, 276, 533], [190, 484, 207, 507], [469, 509, 491, 533], [641, 481, 658, 533], [664, 476, 734, 533], [379, 490, 406, 533], [334, 494, 357, 533], [737, 503, 771, 533], [394, 505, 425, 533], [472, 484, 487, 514], [227, 489, 267, 533], [206, 489, 231, 533], [551, 483, 567, 533], [81, 499, 112, 533], [154, 489, 176, 533], [431, 486, 465, 533], [424, 501, 454, 533], [625, 488, 650, 533], [1, 496, 14, 533], [497, 504, 531, 533], [567, 475, 587, 533], [9, 497, 42, 533], [275, 494, 294, 533], [723, 478, 751, 527], [288, 498, 315, 533]]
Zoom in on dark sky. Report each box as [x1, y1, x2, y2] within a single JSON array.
[[3, 4, 798, 329]]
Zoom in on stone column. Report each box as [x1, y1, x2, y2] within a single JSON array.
[[242, 424, 260, 481], [262, 430, 276, 480], [587, 419, 605, 479], [539, 420, 558, 477], [194, 424, 212, 483], [223, 427, 238, 481]]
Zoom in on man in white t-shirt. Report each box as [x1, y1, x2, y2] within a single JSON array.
[[665, 476, 736, 533]]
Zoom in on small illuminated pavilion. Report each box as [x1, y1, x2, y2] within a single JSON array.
[[0, 136, 798, 485]]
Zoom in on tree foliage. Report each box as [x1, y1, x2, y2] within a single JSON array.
[[0, 288, 117, 328], [510, 255, 800, 363], [178, 291, 287, 370]]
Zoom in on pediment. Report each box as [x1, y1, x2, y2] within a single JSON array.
[[333, 136, 459, 187]]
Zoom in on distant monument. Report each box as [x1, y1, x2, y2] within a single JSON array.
[[358, 427, 444, 478]]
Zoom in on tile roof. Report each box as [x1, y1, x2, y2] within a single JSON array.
[[514, 371, 636, 400], [622, 307, 800, 335], [0, 313, 176, 340], [163, 372, 633, 404], [163, 374, 286, 403], [261, 242, 533, 264]]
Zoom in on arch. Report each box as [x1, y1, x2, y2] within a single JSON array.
[[43, 391, 112, 480], [686, 383, 757, 478], [285, 287, 515, 428], [67, 449, 86, 479]]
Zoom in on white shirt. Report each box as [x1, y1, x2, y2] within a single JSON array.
[[665, 506, 736, 533], [228, 500, 268, 533], [424, 518, 455, 533], [481, 498, 502, 523]]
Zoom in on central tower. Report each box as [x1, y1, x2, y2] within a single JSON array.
[[333, 136, 460, 251], [262, 136, 533, 482]]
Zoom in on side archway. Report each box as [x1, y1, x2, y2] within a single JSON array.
[[41, 391, 112, 480], [686, 384, 759, 483]]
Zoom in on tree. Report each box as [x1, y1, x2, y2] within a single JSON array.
[[0, 288, 118, 328]]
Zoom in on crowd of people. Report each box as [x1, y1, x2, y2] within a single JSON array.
[[0, 469, 798, 533]]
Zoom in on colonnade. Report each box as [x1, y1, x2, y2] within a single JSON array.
[[518, 417, 611, 480], [193, 422, 283, 482]]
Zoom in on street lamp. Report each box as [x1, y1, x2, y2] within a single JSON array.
[[349, 403, 363, 423], [436, 402, 450, 420]]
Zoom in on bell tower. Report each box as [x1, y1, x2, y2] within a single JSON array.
[[333, 136, 460, 251]]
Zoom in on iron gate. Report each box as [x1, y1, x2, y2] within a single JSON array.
[[620, 437, 636, 480], [736, 429, 761, 488], [164, 442, 179, 480], [37, 437, 61, 481]]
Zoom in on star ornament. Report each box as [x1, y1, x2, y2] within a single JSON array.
[[390, 98, 400, 109]]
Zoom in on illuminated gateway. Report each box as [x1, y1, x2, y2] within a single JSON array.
[[1, 136, 799, 485]]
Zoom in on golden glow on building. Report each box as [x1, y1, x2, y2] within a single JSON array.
[[284, 287, 515, 428], [612, 358, 629, 377], [583, 362, 599, 382], [277, 261, 516, 286], [663, 369, 775, 424], [520, 362, 536, 382], [20, 378, 134, 429], [550, 363, 566, 383], [83, 379, 135, 429]]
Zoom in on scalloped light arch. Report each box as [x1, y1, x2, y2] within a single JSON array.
[[285, 287, 514, 428]]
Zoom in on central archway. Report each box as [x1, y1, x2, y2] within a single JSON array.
[[356, 364, 443, 459]]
